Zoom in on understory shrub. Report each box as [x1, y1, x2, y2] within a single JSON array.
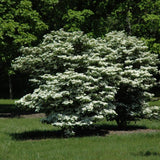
[[12, 29, 158, 136]]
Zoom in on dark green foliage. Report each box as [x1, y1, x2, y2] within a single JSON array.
[[31, 0, 160, 48], [0, 0, 48, 98]]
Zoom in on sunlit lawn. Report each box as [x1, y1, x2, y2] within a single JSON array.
[[149, 99, 160, 107], [0, 99, 17, 105], [0, 117, 160, 160], [0, 98, 160, 160]]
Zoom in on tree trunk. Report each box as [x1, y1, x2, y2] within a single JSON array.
[[8, 75, 13, 99], [126, 0, 132, 35], [126, 11, 132, 35], [116, 119, 127, 130]]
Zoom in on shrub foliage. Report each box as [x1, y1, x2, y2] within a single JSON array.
[[13, 30, 158, 136]]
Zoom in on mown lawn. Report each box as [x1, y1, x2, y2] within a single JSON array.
[[149, 99, 160, 107], [0, 117, 160, 160], [0, 99, 35, 115], [0, 99, 17, 105]]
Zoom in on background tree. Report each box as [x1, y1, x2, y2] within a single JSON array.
[[32, 0, 160, 48], [0, 0, 48, 98], [109, 0, 160, 53]]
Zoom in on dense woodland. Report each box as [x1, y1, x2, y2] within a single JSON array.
[[0, 0, 160, 99]]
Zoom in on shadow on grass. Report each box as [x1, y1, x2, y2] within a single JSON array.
[[0, 113, 19, 118], [133, 151, 160, 157], [10, 130, 64, 140], [10, 123, 147, 140]]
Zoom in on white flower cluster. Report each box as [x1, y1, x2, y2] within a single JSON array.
[[143, 106, 160, 119], [13, 29, 158, 134]]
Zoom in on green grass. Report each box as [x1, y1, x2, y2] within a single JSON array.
[[0, 117, 160, 160], [0, 99, 17, 105], [149, 97, 160, 106], [149, 100, 160, 106], [0, 99, 35, 114], [0, 98, 160, 160], [0, 99, 17, 114]]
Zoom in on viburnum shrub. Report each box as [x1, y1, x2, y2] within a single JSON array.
[[12, 29, 158, 136]]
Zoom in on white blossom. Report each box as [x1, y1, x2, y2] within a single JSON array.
[[13, 29, 158, 135]]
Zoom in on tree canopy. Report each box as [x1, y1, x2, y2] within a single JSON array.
[[0, 0, 48, 98]]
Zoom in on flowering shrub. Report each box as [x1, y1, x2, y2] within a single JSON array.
[[13, 30, 118, 136], [13, 29, 158, 135], [19, 71, 117, 136]]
